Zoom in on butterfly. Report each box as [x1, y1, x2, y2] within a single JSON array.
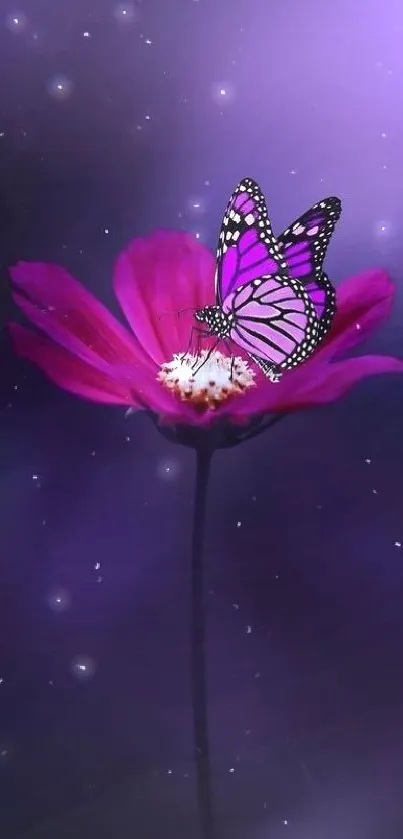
[[194, 177, 341, 382]]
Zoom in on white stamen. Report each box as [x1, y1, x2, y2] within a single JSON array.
[[157, 349, 255, 409]]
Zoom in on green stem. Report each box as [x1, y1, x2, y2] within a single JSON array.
[[191, 446, 215, 839]]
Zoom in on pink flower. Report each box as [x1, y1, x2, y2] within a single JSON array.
[[8, 229, 403, 836], [8, 230, 403, 429]]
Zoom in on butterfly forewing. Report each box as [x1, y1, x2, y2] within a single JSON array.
[[215, 177, 288, 304], [278, 196, 341, 340]]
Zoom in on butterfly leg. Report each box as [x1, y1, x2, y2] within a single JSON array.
[[260, 364, 282, 383], [268, 368, 282, 383], [221, 339, 236, 381], [250, 354, 283, 383], [180, 326, 209, 360], [191, 340, 220, 375]]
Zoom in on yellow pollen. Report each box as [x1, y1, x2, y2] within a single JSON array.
[[157, 350, 255, 409]]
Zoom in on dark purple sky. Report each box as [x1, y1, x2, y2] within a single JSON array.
[[1, 1, 403, 837]]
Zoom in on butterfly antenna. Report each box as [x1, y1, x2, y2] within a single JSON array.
[[177, 307, 199, 318], [158, 307, 198, 322]]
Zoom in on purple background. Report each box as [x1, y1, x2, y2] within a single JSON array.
[[1, 0, 403, 837]]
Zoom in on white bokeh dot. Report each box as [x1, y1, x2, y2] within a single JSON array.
[[374, 219, 394, 240], [0, 742, 13, 764], [157, 458, 181, 481], [46, 587, 71, 614], [70, 655, 97, 682], [187, 196, 206, 215], [189, 227, 204, 241], [47, 76, 74, 100], [5, 11, 28, 34], [113, 3, 139, 24], [211, 81, 235, 106]]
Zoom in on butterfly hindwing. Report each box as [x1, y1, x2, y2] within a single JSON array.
[[215, 177, 288, 305], [278, 196, 341, 340], [228, 273, 319, 374]]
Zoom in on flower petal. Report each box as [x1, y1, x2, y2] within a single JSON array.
[[9, 323, 204, 421], [289, 354, 403, 406], [317, 269, 394, 361], [228, 345, 403, 418], [244, 354, 403, 416], [9, 323, 138, 406], [113, 231, 216, 364], [10, 261, 153, 372], [226, 361, 314, 417]]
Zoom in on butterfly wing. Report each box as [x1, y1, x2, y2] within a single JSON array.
[[228, 274, 319, 374], [215, 177, 288, 305], [278, 197, 341, 340]]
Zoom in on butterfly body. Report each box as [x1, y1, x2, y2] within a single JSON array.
[[194, 178, 341, 381], [195, 304, 233, 338]]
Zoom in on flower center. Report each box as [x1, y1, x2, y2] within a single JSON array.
[[157, 350, 255, 409]]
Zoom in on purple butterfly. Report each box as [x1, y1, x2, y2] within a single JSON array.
[[194, 178, 341, 382]]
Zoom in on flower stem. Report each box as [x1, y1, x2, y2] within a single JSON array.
[[191, 445, 215, 839]]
